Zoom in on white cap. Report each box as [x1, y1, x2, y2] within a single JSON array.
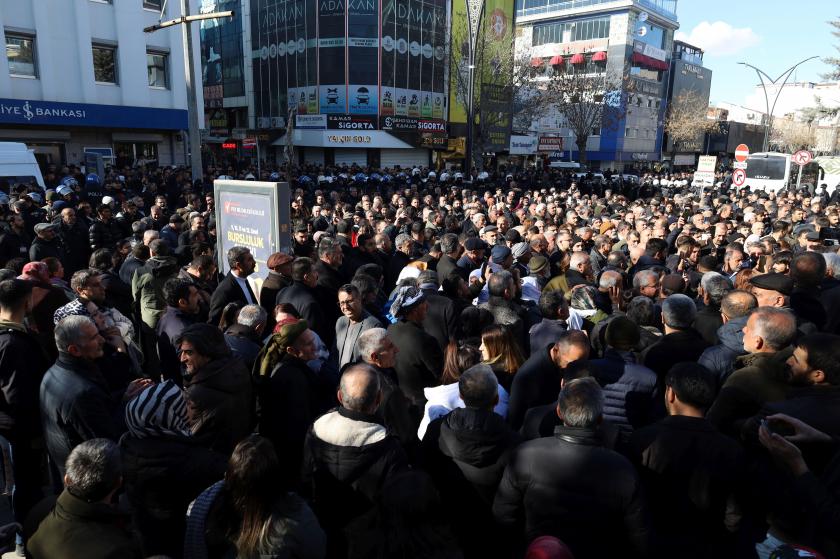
[[102, 196, 115, 206]]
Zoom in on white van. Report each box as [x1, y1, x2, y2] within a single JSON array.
[[0, 142, 46, 189], [548, 161, 581, 170]]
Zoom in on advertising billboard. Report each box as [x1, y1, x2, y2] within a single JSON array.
[[214, 180, 291, 286]]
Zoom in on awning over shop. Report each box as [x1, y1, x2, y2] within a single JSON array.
[[530, 57, 544, 68], [549, 55, 564, 66], [631, 52, 668, 70], [592, 51, 607, 62], [570, 53, 586, 65]]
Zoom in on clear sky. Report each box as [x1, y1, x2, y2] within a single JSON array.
[[674, 0, 838, 107]]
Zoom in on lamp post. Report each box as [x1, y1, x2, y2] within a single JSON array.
[[737, 56, 818, 152], [144, 3, 234, 183], [464, 0, 486, 174]]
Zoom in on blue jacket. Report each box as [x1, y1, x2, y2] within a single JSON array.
[[589, 348, 658, 436], [698, 316, 748, 389]]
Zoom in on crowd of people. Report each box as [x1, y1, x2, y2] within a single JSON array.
[[0, 161, 840, 559]]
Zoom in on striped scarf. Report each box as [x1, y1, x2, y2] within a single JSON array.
[[125, 380, 191, 439]]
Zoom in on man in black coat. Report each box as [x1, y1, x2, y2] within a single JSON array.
[[386, 286, 443, 406], [56, 207, 91, 276], [259, 251, 293, 332], [693, 272, 733, 345], [314, 236, 346, 325], [418, 270, 458, 352], [384, 233, 413, 294], [507, 330, 590, 430], [29, 223, 66, 265], [302, 363, 407, 556], [208, 246, 257, 325], [276, 257, 331, 347], [437, 233, 465, 282], [493, 378, 651, 559], [0, 279, 51, 514], [628, 363, 747, 558], [88, 204, 122, 251], [40, 315, 151, 477], [422, 365, 521, 557], [0, 214, 30, 267], [156, 278, 202, 382], [643, 294, 710, 384]]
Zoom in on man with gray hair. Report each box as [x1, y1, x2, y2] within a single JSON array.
[[694, 272, 733, 344], [643, 294, 711, 381], [41, 316, 151, 476], [224, 303, 267, 369], [302, 363, 408, 552], [315, 236, 347, 325], [385, 233, 413, 293], [28, 438, 142, 558], [698, 290, 758, 386], [494, 377, 650, 557], [479, 270, 526, 347], [208, 246, 257, 325], [707, 307, 798, 436], [421, 364, 521, 557], [567, 250, 594, 289]]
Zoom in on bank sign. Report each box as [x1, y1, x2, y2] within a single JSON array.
[[0, 98, 188, 130]]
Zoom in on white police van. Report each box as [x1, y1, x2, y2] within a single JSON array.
[[0, 142, 45, 189]]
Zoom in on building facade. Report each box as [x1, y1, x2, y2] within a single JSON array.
[[663, 40, 712, 168], [243, 0, 450, 168], [0, 0, 196, 169], [514, 0, 679, 170]]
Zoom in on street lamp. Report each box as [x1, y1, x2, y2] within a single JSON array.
[[144, 2, 234, 183], [737, 56, 818, 152]]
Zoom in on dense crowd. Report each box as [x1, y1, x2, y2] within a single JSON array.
[[0, 161, 840, 559]]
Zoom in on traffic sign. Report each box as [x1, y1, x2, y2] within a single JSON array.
[[732, 168, 746, 187], [792, 150, 813, 166], [734, 144, 750, 163], [733, 161, 748, 170]]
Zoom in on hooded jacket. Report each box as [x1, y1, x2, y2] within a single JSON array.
[[131, 256, 180, 328], [698, 316, 749, 388], [303, 407, 407, 549]]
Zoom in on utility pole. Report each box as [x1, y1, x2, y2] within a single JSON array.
[[144, 1, 234, 184]]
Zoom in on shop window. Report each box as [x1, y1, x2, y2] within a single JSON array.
[[5, 33, 37, 77], [92, 43, 118, 84], [114, 142, 158, 168], [147, 51, 168, 88]]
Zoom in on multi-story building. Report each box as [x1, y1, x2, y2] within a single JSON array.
[[514, 0, 679, 170], [0, 0, 197, 169], [663, 40, 712, 168]]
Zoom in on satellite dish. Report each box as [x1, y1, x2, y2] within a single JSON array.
[[638, 11, 648, 22], [637, 26, 648, 37]]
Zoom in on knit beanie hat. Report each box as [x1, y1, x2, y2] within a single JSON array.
[[605, 316, 641, 350]]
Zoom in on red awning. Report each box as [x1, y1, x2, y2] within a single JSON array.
[[549, 55, 564, 66], [530, 57, 544, 68], [632, 52, 668, 71], [592, 51, 607, 62], [570, 53, 586, 64]]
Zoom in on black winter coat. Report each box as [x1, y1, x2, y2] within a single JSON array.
[[589, 348, 658, 438], [628, 416, 747, 558], [0, 229, 29, 266], [120, 434, 227, 557], [387, 319, 443, 405], [208, 272, 256, 327], [421, 287, 459, 351], [643, 328, 710, 382], [493, 424, 651, 559], [156, 306, 199, 382], [422, 407, 521, 557], [29, 236, 66, 266], [276, 281, 330, 346], [40, 354, 126, 477], [507, 344, 563, 430], [697, 316, 748, 389], [57, 220, 91, 275], [88, 218, 122, 250]]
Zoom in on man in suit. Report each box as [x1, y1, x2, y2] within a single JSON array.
[[208, 246, 257, 325], [333, 284, 382, 369]]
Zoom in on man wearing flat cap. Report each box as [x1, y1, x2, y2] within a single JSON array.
[[749, 272, 818, 337], [457, 237, 487, 274], [386, 286, 443, 406], [29, 222, 66, 265]]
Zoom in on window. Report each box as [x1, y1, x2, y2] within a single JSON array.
[[92, 44, 117, 83], [532, 16, 610, 46], [143, 0, 162, 10], [5, 33, 37, 77], [147, 51, 168, 88]]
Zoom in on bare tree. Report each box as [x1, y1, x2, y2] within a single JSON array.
[[771, 117, 816, 152], [511, 56, 629, 164], [664, 89, 718, 155], [822, 16, 840, 81]]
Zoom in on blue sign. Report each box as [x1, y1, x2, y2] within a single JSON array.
[[0, 98, 188, 130]]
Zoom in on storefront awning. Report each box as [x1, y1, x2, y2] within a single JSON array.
[[632, 52, 668, 71], [570, 53, 586, 65], [592, 51, 607, 62], [271, 129, 415, 149], [530, 57, 544, 68], [549, 55, 564, 66]]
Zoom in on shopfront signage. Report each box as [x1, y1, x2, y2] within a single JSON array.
[[0, 97, 187, 130], [327, 135, 373, 144], [295, 114, 327, 129], [327, 114, 377, 130], [538, 136, 564, 152]]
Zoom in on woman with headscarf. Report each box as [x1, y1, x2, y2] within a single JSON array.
[[568, 285, 609, 336], [120, 381, 227, 557]]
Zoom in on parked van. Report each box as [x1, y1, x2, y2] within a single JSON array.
[[0, 142, 45, 189]]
